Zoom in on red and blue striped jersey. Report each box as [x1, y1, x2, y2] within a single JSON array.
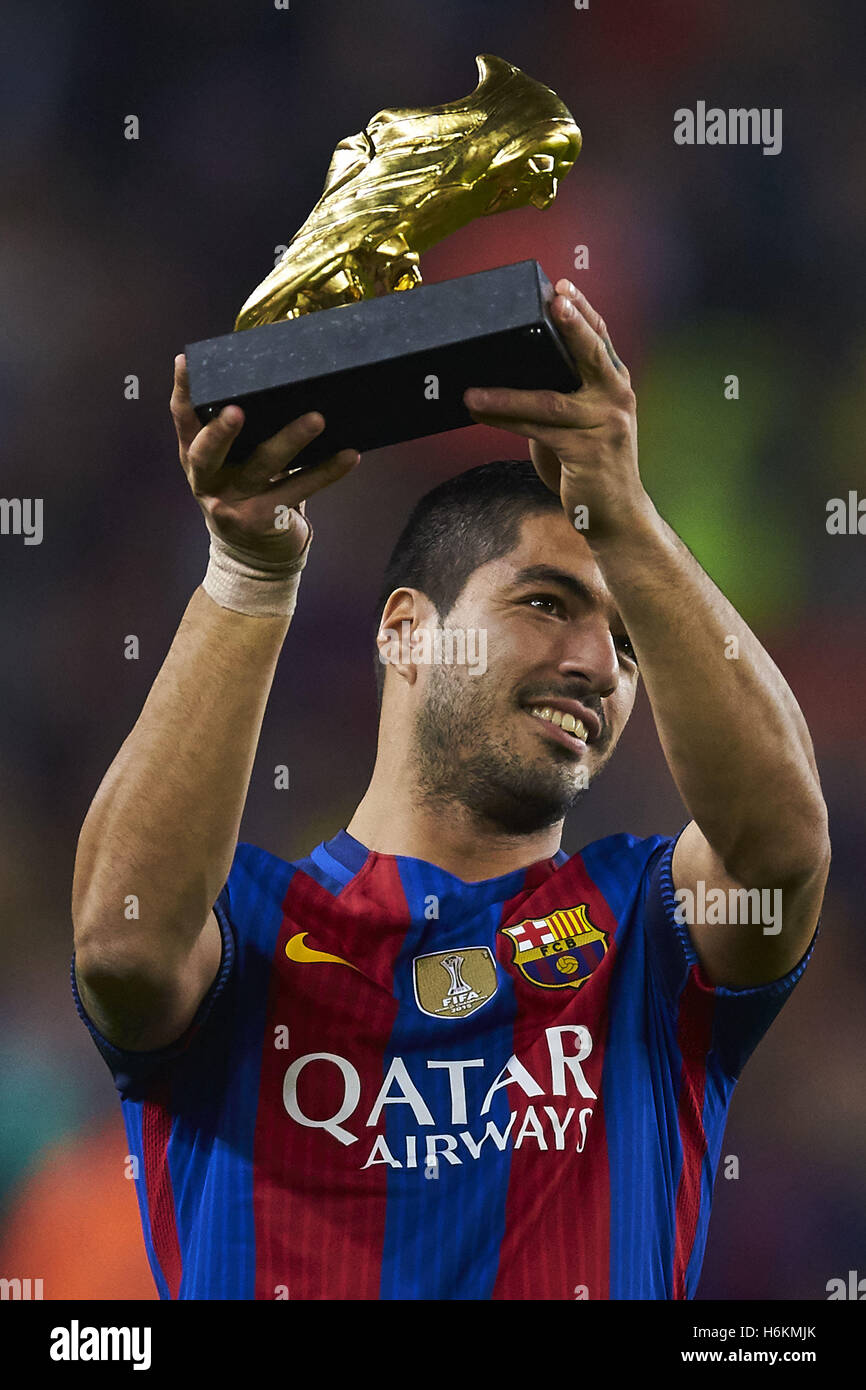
[[71, 827, 816, 1300]]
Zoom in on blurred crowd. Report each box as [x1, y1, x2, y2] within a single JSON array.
[[0, 0, 863, 1299]]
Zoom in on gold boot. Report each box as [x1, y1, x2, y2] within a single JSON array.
[[234, 54, 581, 329]]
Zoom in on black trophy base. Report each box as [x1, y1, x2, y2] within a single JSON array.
[[185, 260, 581, 471]]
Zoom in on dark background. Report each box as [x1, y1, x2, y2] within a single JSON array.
[[0, 0, 863, 1298]]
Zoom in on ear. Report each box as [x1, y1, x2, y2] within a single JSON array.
[[376, 588, 437, 688]]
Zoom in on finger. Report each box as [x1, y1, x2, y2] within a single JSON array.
[[528, 440, 563, 495], [185, 402, 245, 483], [548, 293, 624, 387], [189, 408, 323, 490], [463, 386, 605, 429], [459, 411, 563, 445], [235, 412, 328, 488], [264, 447, 361, 507], [554, 281, 628, 377], [557, 282, 610, 347], [170, 354, 207, 453]]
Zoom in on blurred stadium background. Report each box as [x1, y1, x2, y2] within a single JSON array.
[[0, 0, 863, 1299]]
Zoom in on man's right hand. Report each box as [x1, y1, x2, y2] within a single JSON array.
[[170, 353, 360, 562]]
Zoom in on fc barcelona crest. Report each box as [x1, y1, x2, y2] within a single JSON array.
[[501, 905, 608, 991]]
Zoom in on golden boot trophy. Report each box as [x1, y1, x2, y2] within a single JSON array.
[[186, 55, 582, 468]]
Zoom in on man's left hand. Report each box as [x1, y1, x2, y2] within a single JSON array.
[[464, 280, 653, 546]]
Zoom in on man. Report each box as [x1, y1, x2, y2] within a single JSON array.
[[71, 281, 829, 1300]]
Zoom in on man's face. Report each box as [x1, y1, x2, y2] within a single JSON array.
[[409, 510, 640, 834]]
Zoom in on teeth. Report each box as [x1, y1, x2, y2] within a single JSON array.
[[529, 707, 589, 742]]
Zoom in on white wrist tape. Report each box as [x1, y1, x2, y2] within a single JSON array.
[[202, 517, 313, 618]]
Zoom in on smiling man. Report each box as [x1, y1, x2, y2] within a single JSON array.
[[71, 281, 829, 1300]]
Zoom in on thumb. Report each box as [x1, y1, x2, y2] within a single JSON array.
[[529, 440, 562, 495]]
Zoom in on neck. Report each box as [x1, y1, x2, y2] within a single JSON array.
[[347, 759, 564, 882]]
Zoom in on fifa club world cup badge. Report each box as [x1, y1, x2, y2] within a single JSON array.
[[501, 906, 608, 991], [412, 947, 499, 1019]]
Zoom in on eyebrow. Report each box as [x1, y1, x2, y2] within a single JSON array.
[[511, 564, 601, 607], [510, 564, 625, 631]]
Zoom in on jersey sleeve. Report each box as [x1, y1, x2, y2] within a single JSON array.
[[70, 841, 292, 1100], [642, 826, 820, 1080], [70, 903, 237, 1100]]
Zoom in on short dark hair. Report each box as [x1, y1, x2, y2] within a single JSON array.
[[374, 458, 562, 701]]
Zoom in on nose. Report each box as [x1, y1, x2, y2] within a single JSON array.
[[556, 617, 620, 698]]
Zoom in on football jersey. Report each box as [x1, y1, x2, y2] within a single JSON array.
[[71, 826, 816, 1300]]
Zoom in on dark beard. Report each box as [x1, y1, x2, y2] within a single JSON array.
[[412, 663, 591, 836]]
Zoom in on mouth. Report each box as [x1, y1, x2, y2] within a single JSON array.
[[524, 700, 600, 754]]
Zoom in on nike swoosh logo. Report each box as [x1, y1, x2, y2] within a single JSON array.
[[285, 932, 359, 971]]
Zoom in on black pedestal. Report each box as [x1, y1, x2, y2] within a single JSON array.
[[185, 259, 580, 471]]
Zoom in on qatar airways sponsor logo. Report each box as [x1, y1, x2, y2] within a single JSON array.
[[282, 1025, 598, 1170]]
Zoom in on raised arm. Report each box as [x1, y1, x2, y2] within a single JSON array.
[[464, 282, 830, 989], [72, 358, 359, 1050]]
